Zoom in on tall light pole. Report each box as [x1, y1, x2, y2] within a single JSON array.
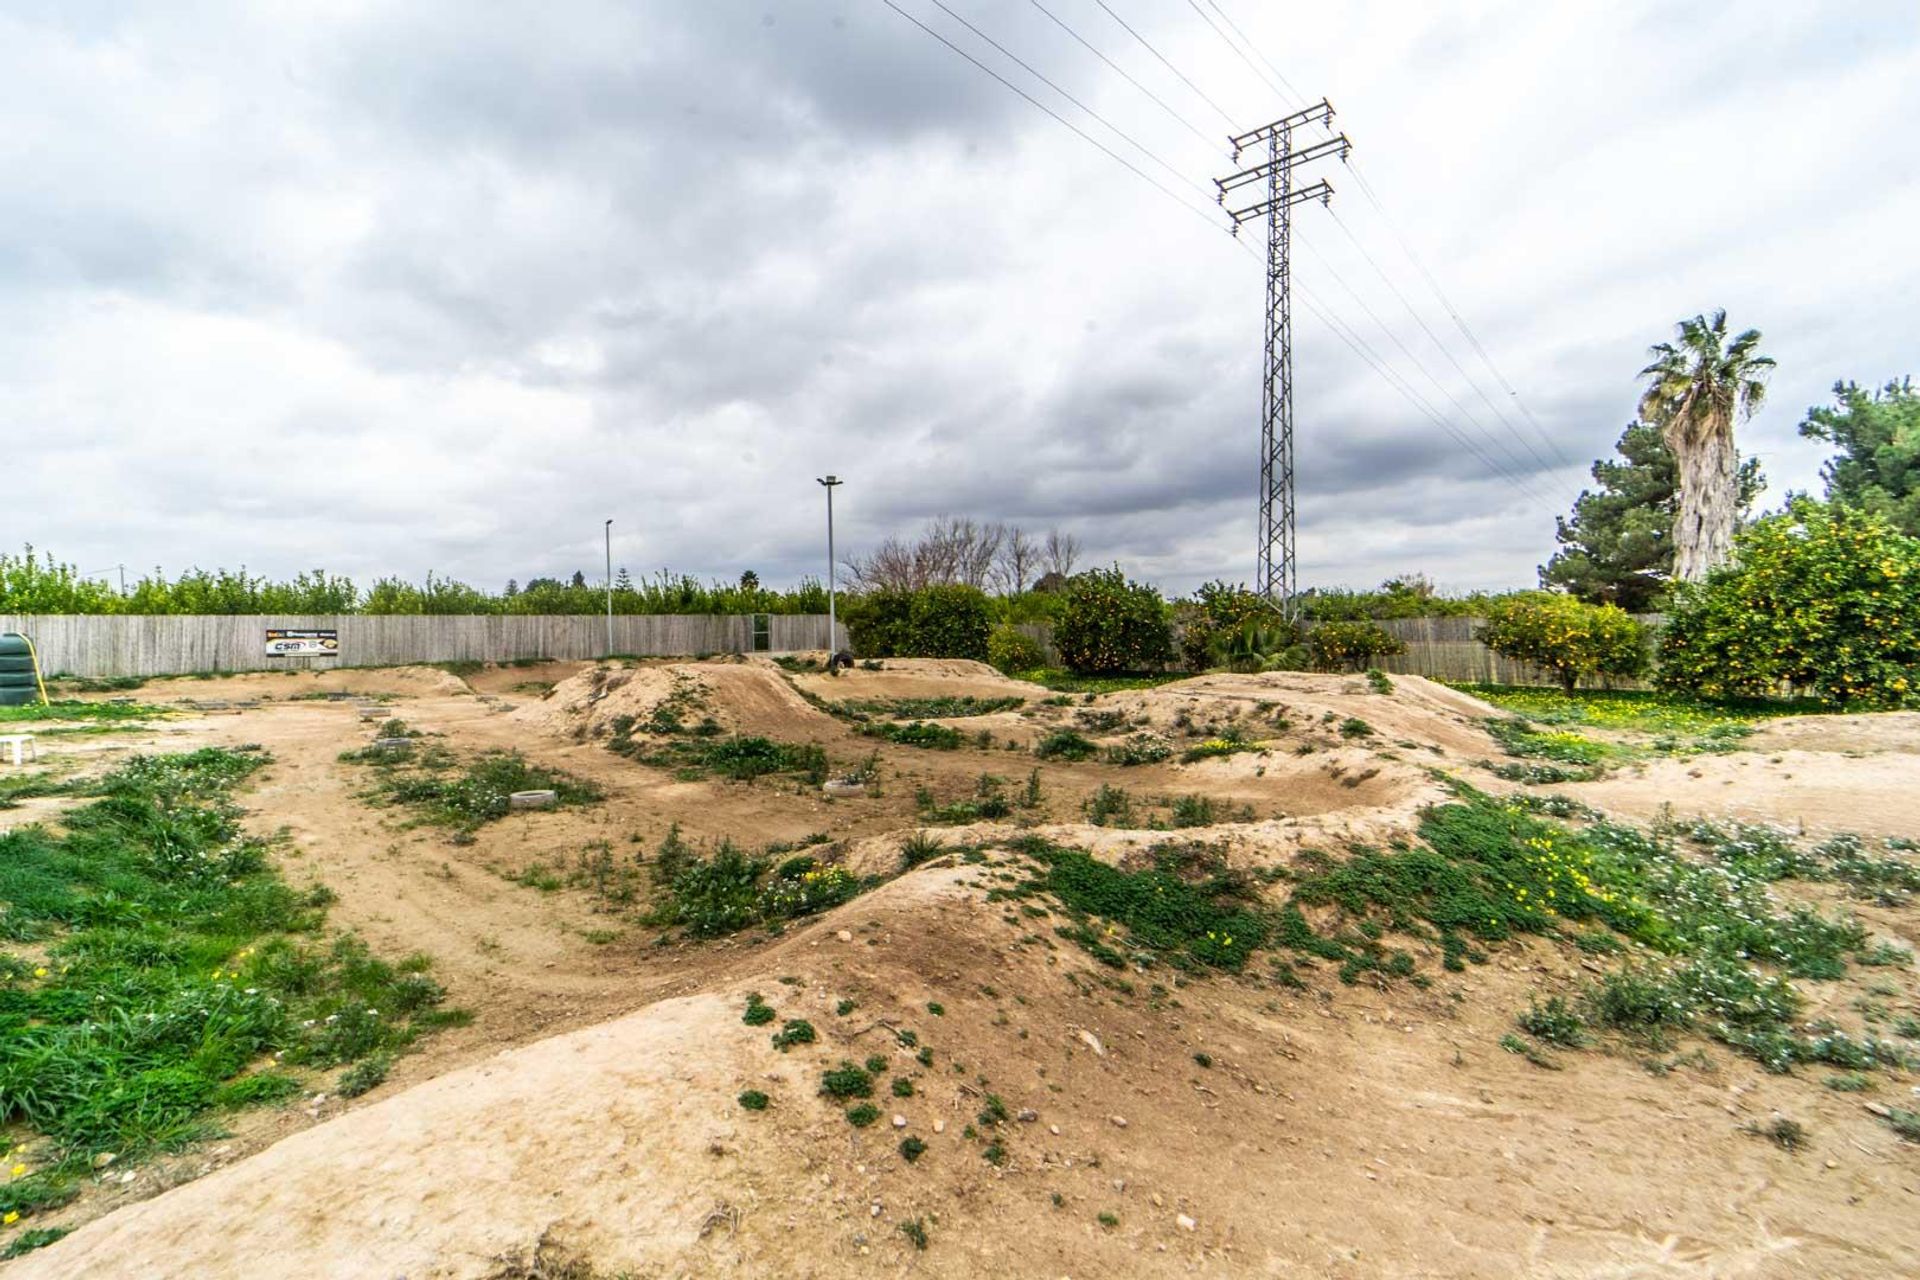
[[816, 475, 843, 655], [604, 519, 614, 658]]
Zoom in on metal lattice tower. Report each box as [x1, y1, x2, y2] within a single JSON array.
[[1216, 102, 1347, 618]]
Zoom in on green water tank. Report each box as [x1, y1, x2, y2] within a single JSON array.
[[0, 633, 42, 707]]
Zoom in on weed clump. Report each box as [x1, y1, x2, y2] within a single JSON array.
[[771, 1020, 817, 1052], [737, 1089, 770, 1111], [858, 721, 965, 751], [820, 1062, 874, 1099], [742, 993, 776, 1026], [1033, 730, 1097, 761]]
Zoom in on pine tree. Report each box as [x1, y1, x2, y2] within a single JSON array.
[[1799, 377, 1920, 536], [1540, 422, 1763, 611]]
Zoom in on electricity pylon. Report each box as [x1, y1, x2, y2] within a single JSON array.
[[1216, 101, 1348, 618]]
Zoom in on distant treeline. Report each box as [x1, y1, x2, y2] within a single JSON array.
[[0, 549, 829, 616], [2, 545, 1526, 621]]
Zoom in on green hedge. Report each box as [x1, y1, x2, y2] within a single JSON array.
[[843, 586, 991, 662]]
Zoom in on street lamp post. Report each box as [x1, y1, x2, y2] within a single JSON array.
[[816, 475, 843, 658], [604, 519, 614, 658]]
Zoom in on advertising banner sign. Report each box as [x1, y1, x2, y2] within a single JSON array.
[[264, 628, 339, 658]]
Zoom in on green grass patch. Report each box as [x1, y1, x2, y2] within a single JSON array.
[[840, 696, 1023, 720], [0, 747, 453, 1227], [857, 721, 964, 751], [0, 701, 169, 724], [615, 732, 827, 783], [349, 746, 602, 833], [1033, 729, 1097, 762], [646, 834, 864, 937], [1015, 669, 1188, 695], [1454, 685, 1809, 734], [1014, 837, 1267, 971]]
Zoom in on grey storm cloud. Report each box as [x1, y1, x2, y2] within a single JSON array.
[[4, 0, 1918, 596]]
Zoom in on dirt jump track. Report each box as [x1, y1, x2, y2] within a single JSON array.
[[5, 659, 1920, 1277]]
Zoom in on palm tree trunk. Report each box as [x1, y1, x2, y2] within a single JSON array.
[[1669, 417, 1738, 583]]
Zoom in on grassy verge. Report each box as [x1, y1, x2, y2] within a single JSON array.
[[0, 702, 169, 725], [1457, 685, 1810, 733], [0, 748, 459, 1244]]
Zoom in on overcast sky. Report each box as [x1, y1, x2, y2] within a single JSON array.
[[6, 1, 1917, 597]]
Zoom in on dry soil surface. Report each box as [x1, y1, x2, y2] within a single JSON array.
[[6, 661, 1920, 1277]]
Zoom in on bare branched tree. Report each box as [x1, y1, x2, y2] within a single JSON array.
[[844, 517, 1010, 592], [993, 527, 1038, 595], [1042, 528, 1081, 579]]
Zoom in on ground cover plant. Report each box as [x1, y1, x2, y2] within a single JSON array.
[[611, 730, 827, 784], [838, 696, 1024, 720], [646, 834, 864, 937], [1009, 837, 1268, 971], [349, 746, 602, 833], [0, 748, 456, 1231], [857, 721, 964, 751], [0, 701, 168, 726], [1457, 685, 1802, 735]]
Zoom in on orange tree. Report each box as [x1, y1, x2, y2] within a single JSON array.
[[1304, 620, 1405, 672], [1477, 593, 1649, 691], [1055, 568, 1173, 675], [1657, 500, 1920, 707]]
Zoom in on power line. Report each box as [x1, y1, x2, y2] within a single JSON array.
[[1347, 160, 1572, 466], [1202, 0, 1308, 108], [1187, 4, 1573, 472], [1324, 204, 1558, 474], [879, 0, 1225, 230], [883, 0, 1558, 516], [1298, 232, 1558, 499], [920, 0, 1213, 199], [1090, 0, 1238, 130], [1027, 0, 1216, 149], [1183, 0, 1300, 110], [1294, 282, 1559, 512]]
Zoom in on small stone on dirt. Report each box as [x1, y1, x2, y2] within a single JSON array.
[[893, 1115, 907, 1128], [1177, 1214, 1197, 1231], [836, 929, 853, 943], [1109, 1115, 1128, 1128], [1078, 1030, 1105, 1057], [1018, 1109, 1038, 1123]]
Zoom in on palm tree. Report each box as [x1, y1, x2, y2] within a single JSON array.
[[1637, 310, 1775, 583]]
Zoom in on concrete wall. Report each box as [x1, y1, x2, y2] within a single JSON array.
[[0, 615, 849, 679]]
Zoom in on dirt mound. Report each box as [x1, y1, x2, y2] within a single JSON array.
[[788, 657, 1039, 706], [1745, 711, 1920, 755], [109, 665, 475, 702], [22, 858, 1915, 1279], [1566, 748, 1920, 840], [516, 661, 836, 742], [1108, 671, 1502, 761]]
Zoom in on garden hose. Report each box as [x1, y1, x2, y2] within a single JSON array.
[[21, 633, 49, 706]]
